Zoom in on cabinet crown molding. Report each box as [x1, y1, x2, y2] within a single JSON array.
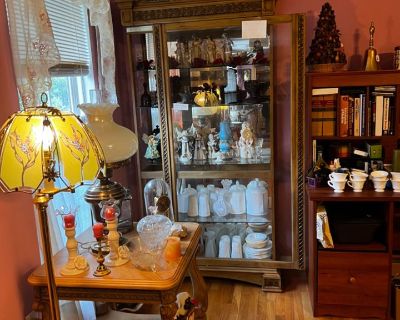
[[114, 0, 276, 26]]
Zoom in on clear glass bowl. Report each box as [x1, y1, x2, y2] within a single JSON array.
[[136, 214, 173, 252]]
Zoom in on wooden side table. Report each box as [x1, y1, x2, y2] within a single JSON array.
[[28, 222, 207, 319]]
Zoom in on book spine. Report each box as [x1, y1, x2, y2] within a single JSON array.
[[339, 95, 349, 137], [360, 94, 366, 136], [374, 95, 384, 136], [354, 97, 361, 136], [348, 97, 354, 136], [383, 97, 390, 135]]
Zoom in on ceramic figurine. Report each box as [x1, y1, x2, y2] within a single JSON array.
[[191, 35, 202, 64], [207, 133, 218, 159], [176, 128, 193, 164], [142, 133, 160, 160], [193, 132, 207, 161], [175, 39, 186, 67], [238, 121, 254, 159], [204, 36, 216, 65], [221, 33, 233, 64]]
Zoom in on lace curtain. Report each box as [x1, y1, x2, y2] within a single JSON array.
[[70, 0, 117, 103], [6, 0, 60, 108]]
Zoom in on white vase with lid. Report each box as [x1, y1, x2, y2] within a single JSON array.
[[198, 187, 210, 217], [186, 184, 198, 217], [246, 178, 267, 216], [230, 181, 246, 214], [78, 103, 138, 164]]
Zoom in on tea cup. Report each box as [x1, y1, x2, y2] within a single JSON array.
[[349, 171, 368, 181], [391, 179, 400, 192], [372, 178, 388, 192], [327, 179, 346, 192], [329, 172, 348, 181], [391, 172, 400, 180], [347, 179, 365, 192], [370, 170, 388, 179]]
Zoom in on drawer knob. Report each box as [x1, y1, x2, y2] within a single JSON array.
[[349, 276, 356, 284]]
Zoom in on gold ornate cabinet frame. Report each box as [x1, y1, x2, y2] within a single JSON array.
[[114, 0, 305, 291]]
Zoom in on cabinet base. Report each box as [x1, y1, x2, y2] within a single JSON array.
[[199, 267, 282, 292], [316, 304, 388, 319]]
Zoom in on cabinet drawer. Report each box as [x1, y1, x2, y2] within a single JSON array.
[[318, 251, 389, 307]]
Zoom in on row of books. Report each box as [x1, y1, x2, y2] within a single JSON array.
[[311, 86, 396, 137]]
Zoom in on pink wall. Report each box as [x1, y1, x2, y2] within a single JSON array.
[[277, 0, 400, 70], [0, 1, 40, 318]]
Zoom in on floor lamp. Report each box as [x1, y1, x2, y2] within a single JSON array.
[[0, 95, 105, 320]]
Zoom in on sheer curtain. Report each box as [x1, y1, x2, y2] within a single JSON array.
[[6, 0, 60, 108]]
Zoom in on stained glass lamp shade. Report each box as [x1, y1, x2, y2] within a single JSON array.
[[0, 98, 105, 320]]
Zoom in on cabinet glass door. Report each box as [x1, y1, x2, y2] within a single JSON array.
[[164, 20, 274, 261], [127, 26, 162, 215]]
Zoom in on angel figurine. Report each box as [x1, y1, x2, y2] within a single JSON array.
[[207, 133, 218, 159], [176, 128, 193, 164], [204, 36, 216, 65], [142, 133, 160, 160]]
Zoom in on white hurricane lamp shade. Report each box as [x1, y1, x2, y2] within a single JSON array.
[[78, 103, 138, 164]]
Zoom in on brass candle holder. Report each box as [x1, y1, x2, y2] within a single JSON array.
[[93, 237, 111, 277]]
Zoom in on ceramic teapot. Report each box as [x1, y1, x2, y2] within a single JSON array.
[[246, 178, 268, 216]]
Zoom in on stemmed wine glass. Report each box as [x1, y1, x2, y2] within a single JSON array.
[[255, 138, 264, 161]]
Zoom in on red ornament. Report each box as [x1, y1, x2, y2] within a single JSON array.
[[63, 213, 75, 228], [103, 207, 116, 221], [93, 223, 104, 239]]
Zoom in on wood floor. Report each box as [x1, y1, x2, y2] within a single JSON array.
[[137, 270, 361, 320]]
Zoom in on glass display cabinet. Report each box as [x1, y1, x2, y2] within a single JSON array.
[[115, 0, 305, 291]]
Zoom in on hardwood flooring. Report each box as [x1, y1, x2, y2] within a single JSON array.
[[138, 270, 361, 320]]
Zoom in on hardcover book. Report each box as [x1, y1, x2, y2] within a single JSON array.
[[311, 93, 337, 136]]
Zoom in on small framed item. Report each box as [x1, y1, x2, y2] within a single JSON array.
[[367, 143, 383, 159]]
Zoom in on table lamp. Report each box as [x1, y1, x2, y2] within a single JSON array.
[[0, 94, 105, 320], [79, 102, 138, 233]]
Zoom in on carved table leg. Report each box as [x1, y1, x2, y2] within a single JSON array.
[[160, 290, 178, 320], [32, 287, 51, 320], [188, 256, 208, 319]]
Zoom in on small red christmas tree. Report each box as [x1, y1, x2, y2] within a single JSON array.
[[306, 2, 346, 66]]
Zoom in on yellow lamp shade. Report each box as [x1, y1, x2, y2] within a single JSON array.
[[0, 106, 105, 192]]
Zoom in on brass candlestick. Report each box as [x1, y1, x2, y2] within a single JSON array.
[[93, 238, 111, 277], [365, 21, 379, 71]]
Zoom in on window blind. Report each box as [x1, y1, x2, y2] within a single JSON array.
[[45, 0, 90, 75]]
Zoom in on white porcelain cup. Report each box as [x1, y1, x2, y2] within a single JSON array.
[[370, 170, 388, 179], [347, 179, 365, 192], [391, 172, 400, 180], [372, 179, 388, 192], [392, 179, 400, 192], [349, 171, 368, 181], [327, 179, 346, 192], [329, 172, 348, 181]]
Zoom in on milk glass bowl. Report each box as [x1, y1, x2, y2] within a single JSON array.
[[136, 214, 173, 253]]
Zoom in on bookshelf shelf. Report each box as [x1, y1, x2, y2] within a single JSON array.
[[306, 70, 400, 319]]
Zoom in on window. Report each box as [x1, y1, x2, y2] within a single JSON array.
[[45, 0, 95, 115], [44, 0, 95, 241]]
